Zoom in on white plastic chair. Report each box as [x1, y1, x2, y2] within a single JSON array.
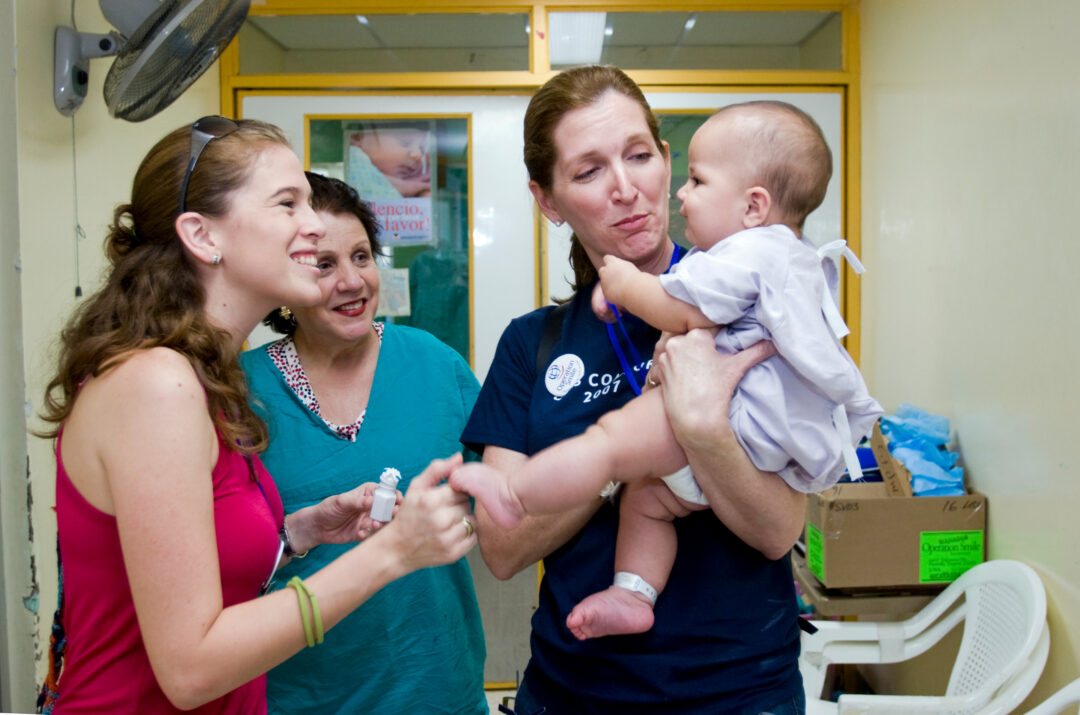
[[800, 559, 1049, 714], [1026, 678, 1080, 714]]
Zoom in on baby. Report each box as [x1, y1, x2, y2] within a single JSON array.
[[452, 101, 882, 640], [348, 123, 432, 198]]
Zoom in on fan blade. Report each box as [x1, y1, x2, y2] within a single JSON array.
[[103, 0, 249, 121]]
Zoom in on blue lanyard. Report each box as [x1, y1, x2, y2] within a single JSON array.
[[605, 243, 681, 396]]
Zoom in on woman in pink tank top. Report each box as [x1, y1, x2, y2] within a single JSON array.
[[37, 117, 478, 714]]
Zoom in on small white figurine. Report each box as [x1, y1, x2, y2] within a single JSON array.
[[369, 467, 401, 523]]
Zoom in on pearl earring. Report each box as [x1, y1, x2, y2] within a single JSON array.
[[554, 220, 564, 228], [211, 253, 221, 265]]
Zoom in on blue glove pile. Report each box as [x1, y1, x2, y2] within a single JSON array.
[[879, 404, 966, 497]]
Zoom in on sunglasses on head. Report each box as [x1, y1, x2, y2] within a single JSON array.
[[178, 115, 240, 215]]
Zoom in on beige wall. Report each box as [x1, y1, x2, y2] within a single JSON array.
[[2, 1, 218, 709], [860, 0, 1080, 706]]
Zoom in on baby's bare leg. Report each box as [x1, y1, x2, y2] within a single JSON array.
[[566, 479, 705, 640], [450, 389, 688, 529], [614, 479, 703, 589], [512, 388, 688, 515]]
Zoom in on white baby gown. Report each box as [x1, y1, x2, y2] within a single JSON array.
[[659, 224, 883, 494]]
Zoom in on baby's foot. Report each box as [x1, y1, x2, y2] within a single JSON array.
[[448, 463, 526, 530], [565, 585, 655, 640]]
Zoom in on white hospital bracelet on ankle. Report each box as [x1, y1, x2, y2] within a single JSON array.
[[613, 571, 657, 605]]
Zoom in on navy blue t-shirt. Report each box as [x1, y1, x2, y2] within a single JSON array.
[[462, 274, 803, 714]]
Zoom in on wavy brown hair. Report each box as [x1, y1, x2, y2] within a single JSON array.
[[39, 118, 292, 455], [524, 65, 665, 293]]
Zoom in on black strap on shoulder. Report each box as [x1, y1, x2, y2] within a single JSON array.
[[535, 302, 570, 378]]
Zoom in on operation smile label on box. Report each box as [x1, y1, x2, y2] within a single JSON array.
[[807, 523, 825, 580], [804, 483, 987, 589], [919, 530, 984, 583], [808, 524, 983, 584]]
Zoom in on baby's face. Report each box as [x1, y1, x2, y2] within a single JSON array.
[[675, 116, 753, 251], [360, 128, 431, 182]]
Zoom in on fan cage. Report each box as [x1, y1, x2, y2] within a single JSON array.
[[103, 0, 249, 121]]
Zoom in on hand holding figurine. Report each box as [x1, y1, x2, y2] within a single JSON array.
[[286, 482, 385, 555], [376, 454, 476, 572]]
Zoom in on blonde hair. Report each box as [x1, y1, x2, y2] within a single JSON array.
[[713, 101, 832, 229], [39, 119, 291, 454]]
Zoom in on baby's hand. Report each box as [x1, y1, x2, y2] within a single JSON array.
[[591, 283, 618, 323], [597, 255, 638, 303]]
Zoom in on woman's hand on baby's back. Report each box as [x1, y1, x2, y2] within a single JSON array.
[[655, 331, 775, 439]]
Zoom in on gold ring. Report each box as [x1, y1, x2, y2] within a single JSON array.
[[462, 516, 474, 538]]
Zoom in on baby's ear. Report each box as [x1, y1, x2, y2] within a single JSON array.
[[743, 186, 772, 228]]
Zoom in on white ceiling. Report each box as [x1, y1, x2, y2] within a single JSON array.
[[247, 10, 834, 52]]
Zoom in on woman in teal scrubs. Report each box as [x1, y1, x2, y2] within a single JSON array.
[[241, 173, 486, 714]]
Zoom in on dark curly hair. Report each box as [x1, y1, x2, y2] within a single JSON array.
[[262, 172, 383, 335]]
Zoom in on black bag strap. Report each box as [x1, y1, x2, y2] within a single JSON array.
[[535, 302, 570, 378]]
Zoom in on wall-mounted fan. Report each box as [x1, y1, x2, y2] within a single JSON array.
[[54, 0, 250, 121]]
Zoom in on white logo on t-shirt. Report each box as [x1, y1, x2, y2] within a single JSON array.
[[545, 353, 585, 401]]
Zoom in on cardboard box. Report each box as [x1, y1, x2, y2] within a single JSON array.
[[805, 481, 987, 590], [870, 422, 914, 497]]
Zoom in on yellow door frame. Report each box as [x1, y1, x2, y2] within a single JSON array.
[[220, 1, 863, 361]]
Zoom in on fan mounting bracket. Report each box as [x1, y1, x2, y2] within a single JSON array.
[[53, 26, 123, 117]]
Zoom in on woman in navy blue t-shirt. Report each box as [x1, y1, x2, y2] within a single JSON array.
[[461, 65, 807, 715]]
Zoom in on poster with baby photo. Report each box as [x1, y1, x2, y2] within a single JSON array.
[[344, 118, 435, 246]]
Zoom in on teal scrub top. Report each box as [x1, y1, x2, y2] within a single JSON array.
[[241, 324, 486, 715]]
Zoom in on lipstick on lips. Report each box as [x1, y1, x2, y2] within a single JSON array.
[[334, 298, 368, 317]]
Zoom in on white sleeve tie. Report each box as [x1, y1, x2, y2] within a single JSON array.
[[816, 239, 866, 340]]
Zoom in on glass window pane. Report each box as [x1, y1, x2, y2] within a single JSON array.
[[239, 13, 530, 74], [657, 112, 712, 250], [549, 10, 841, 71], [309, 116, 472, 361]]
